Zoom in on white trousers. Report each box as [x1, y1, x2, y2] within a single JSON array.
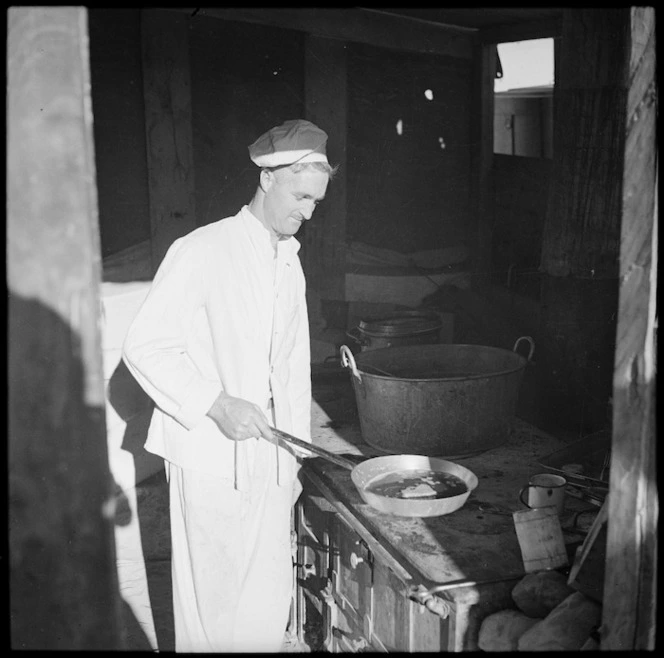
[[166, 441, 295, 653]]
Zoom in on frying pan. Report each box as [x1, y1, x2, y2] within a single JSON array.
[[271, 427, 478, 517]]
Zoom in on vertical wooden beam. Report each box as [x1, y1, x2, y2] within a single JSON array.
[[602, 7, 657, 651], [536, 9, 629, 433], [303, 34, 348, 301], [141, 8, 197, 271], [541, 8, 628, 278], [471, 42, 495, 287], [8, 7, 121, 649]]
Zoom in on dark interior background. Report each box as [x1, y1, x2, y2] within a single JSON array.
[[89, 9, 149, 257], [346, 42, 471, 253], [89, 9, 471, 259]]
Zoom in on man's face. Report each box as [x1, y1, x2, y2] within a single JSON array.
[[262, 167, 329, 240]]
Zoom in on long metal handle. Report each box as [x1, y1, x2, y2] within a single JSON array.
[[271, 427, 356, 471]]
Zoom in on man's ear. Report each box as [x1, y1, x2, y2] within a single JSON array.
[[259, 168, 275, 192]]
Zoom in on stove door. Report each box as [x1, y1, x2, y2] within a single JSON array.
[[330, 513, 373, 652]]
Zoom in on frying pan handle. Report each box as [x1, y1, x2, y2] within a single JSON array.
[[513, 336, 535, 362], [270, 427, 356, 471], [340, 345, 362, 382]]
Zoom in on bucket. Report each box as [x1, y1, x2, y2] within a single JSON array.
[[340, 337, 535, 458], [346, 310, 444, 351]]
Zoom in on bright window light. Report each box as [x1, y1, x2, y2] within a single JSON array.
[[494, 38, 554, 93]]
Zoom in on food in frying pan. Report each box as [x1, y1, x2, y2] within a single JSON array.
[[366, 469, 468, 500], [401, 482, 438, 498]]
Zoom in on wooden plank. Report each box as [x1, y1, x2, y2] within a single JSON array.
[[602, 7, 657, 651], [479, 17, 562, 44], [302, 35, 347, 301], [568, 500, 608, 603], [7, 6, 121, 649], [513, 507, 569, 573], [141, 8, 197, 270], [470, 43, 496, 286], [166, 7, 474, 59]]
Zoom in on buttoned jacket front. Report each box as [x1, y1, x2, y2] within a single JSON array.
[[122, 206, 311, 487]]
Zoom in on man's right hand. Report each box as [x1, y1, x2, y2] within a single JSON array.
[[206, 392, 274, 442]]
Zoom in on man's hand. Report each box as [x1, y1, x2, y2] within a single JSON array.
[[206, 392, 274, 442]]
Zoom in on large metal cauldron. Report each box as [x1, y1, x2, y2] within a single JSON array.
[[340, 337, 535, 459]]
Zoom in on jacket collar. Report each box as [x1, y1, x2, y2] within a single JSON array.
[[240, 205, 301, 260]]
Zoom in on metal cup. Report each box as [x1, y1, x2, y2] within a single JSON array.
[[519, 473, 567, 515]]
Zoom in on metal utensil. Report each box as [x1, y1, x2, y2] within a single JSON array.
[[270, 427, 478, 517], [271, 427, 356, 470]]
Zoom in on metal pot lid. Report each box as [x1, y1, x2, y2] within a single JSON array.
[[358, 311, 442, 337]]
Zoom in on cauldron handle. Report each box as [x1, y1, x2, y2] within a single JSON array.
[[340, 345, 362, 383], [513, 336, 535, 361], [345, 327, 366, 346]]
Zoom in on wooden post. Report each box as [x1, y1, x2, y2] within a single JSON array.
[[471, 42, 496, 287], [602, 7, 657, 650], [8, 7, 121, 649], [141, 8, 197, 271], [303, 34, 348, 301]]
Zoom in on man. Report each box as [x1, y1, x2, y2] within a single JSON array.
[[122, 119, 335, 652]]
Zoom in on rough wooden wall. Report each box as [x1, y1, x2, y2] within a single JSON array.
[[141, 9, 197, 270], [533, 8, 629, 433], [541, 8, 629, 278], [602, 6, 657, 651]]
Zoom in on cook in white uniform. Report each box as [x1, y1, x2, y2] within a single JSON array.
[[122, 119, 335, 652]]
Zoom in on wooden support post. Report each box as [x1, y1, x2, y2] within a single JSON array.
[[602, 7, 657, 651], [303, 34, 348, 301], [8, 6, 121, 649], [141, 8, 197, 271], [471, 42, 496, 288]]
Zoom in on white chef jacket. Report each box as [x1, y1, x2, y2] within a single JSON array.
[[122, 206, 312, 490]]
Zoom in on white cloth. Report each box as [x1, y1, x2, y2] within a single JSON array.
[[122, 205, 312, 487], [122, 206, 312, 651], [167, 454, 293, 653]]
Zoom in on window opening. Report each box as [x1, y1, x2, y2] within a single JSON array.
[[493, 38, 554, 158]]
